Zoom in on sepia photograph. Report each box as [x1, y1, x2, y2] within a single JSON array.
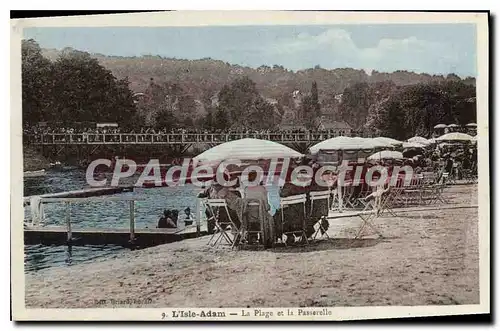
[[10, 10, 489, 321]]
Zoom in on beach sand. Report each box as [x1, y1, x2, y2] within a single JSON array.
[[25, 184, 479, 308]]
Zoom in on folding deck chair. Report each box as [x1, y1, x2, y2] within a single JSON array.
[[309, 190, 332, 240], [354, 209, 385, 239], [327, 207, 383, 239], [462, 168, 478, 184], [401, 174, 425, 205], [280, 194, 309, 246], [205, 198, 241, 249], [373, 185, 400, 217], [239, 199, 266, 249], [431, 172, 449, 204], [342, 184, 358, 209]]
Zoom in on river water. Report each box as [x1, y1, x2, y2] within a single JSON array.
[[23, 168, 203, 272]]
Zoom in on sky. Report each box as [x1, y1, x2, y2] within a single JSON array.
[[23, 24, 477, 77]]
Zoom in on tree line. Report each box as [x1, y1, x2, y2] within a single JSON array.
[[22, 39, 139, 128], [22, 39, 476, 138]]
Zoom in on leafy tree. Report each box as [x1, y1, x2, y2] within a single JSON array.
[[51, 50, 137, 125], [365, 81, 476, 139], [300, 81, 322, 129], [338, 81, 397, 130], [216, 76, 276, 129], [22, 41, 139, 128], [213, 109, 229, 130], [22, 39, 54, 125]]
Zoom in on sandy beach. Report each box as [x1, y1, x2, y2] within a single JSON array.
[[25, 184, 479, 308]]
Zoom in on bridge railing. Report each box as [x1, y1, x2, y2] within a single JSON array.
[[24, 132, 347, 145]]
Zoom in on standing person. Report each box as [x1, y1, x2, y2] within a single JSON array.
[[440, 154, 454, 183]]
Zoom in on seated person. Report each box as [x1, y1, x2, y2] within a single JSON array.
[[244, 171, 270, 206], [171, 209, 179, 226], [273, 179, 308, 244], [202, 182, 243, 234], [242, 171, 274, 247], [183, 207, 194, 226], [157, 209, 177, 229]]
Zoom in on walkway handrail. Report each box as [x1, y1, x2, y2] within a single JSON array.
[[27, 196, 204, 242], [24, 131, 350, 145]]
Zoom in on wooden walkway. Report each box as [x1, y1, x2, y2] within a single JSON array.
[[24, 194, 208, 248], [23, 186, 134, 205], [24, 224, 208, 247]]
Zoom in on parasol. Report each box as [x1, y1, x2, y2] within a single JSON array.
[[435, 132, 474, 142], [367, 150, 404, 160], [407, 136, 431, 146], [402, 142, 425, 149], [372, 137, 403, 147], [309, 136, 391, 154], [193, 138, 303, 164]]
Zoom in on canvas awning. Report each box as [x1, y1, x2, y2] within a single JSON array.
[[372, 137, 403, 146], [402, 142, 425, 149], [435, 132, 474, 141], [367, 150, 404, 160], [193, 138, 303, 164], [407, 136, 431, 146], [309, 136, 390, 154]]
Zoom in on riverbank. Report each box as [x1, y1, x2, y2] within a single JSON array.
[[25, 184, 479, 308]]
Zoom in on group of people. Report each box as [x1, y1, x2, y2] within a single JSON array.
[[197, 162, 333, 248], [156, 207, 194, 229]]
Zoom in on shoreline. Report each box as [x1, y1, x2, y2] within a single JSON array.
[[25, 185, 479, 308]]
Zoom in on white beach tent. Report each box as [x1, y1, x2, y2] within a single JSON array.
[[435, 132, 474, 142], [466, 123, 477, 127], [192, 138, 303, 164], [372, 137, 403, 147], [368, 150, 404, 160], [407, 136, 431, 146]]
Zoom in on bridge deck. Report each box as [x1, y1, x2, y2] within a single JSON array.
[[24, 132, 350, 145]]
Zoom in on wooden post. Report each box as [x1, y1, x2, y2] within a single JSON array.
[[196, 198, 201, 237], [65, 202, 72, 242], [337, 182, 343, 212], [129, 200, 135, 242]]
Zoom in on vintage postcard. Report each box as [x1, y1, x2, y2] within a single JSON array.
[[11, 11, 489, 321]]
